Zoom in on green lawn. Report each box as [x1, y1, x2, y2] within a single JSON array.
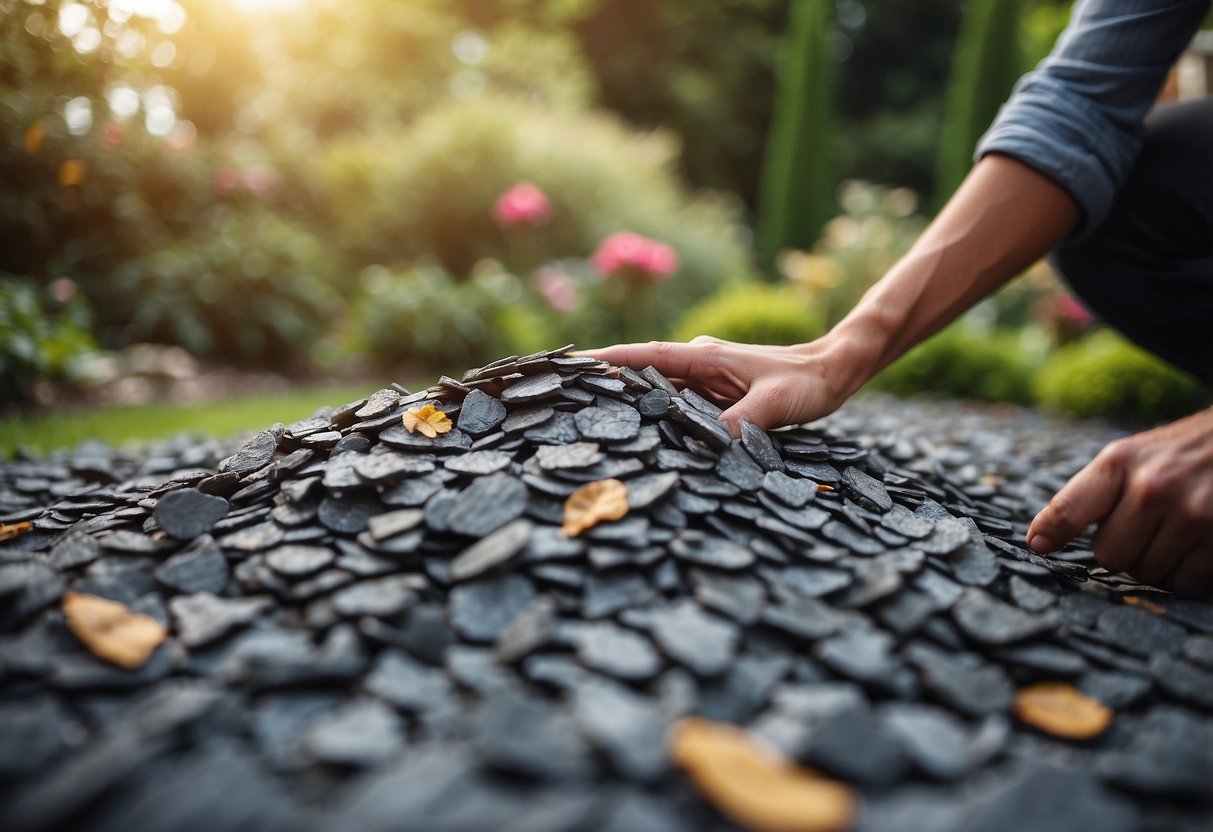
[[1, 384, 401, 458]]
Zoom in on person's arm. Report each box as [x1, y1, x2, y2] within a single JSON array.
[[584, 153, 1080, 432]]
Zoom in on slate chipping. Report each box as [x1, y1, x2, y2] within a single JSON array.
[[0, 349, 1208, 832]]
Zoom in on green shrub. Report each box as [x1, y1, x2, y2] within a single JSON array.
[[1034, 331, 1210, 423], [0, 275, 99, 402], [110, 208, 338, 366], [872, 324, 1037, 404], [672, 283, 825, 346], [341, 263, 558, 374], [309, 94, 755, 334]]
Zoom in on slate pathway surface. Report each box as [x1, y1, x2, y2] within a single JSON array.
[[1, 345, 1210, 832]]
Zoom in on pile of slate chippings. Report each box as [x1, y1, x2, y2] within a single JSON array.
[[1, 345, 1210, 832]]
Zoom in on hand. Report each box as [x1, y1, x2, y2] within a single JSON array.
[[1027, 407, 1213, 596], [581, 336, 855, 435]]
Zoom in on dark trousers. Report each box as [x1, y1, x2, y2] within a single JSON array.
[[1050, 97, 1213, 386]]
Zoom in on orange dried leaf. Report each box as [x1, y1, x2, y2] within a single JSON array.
[[402, 404, 453, 438], [1123, 595, 1165, 616], [1014, 682, 1112, 740], [670, 717, 855, 832], [0, 520, 34, 542], [58, 158, 87, 187], [63, 591, 167, 669], [24, 121, 45, 154], [816, 484, 835, 493], [562, 478, 629, 537]]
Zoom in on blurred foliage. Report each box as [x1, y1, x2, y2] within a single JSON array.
[[0, 275, 99, 402], [871, 323, 1039, 405], [1034, 331, 1211, 424], [672, 283, 824, 346], [110, 208, 339, 365], [757, 0, 836, 269]]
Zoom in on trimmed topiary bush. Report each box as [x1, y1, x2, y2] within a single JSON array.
[[872, 324, 1037, 405], [1034, 330, 1210, 423], [672, 283, 825, 346]]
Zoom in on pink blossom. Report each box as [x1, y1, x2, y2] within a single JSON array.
[[591, 232, 679, 282], [493, 182, 552, 228], [50, 277, 77, 303], [534, 268, 577, 313], [214, 166, 241, 196], [1056, 294, 1093, 329], [241, 164, 275, 194], [103, 122, 125, 149]]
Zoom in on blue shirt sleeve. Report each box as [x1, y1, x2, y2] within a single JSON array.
[[976, 0, 1211, 240]]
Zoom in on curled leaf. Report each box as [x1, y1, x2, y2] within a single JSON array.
[[816, 484, 835, 493], [0, 520, 33, 542], [562, 478, 629, 537], [402, 404, 453, 438], [1014, 682, 1112, 740], [63, 591, 167, 669], [670, 717, 855, 832], [1123, 595, 1165, 616]]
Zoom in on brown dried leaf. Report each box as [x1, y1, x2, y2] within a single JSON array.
[[63, 591, 167, 669], [1123, 595, 1165, 615], [562, 478, 629, 537], [670, 717, 855, 832], [402, 404, 453, 438], [0, 520, 33, 542], [1014, 681, 1112, 740], [58, 158, 87, 187], [816, 484, 835, 493]]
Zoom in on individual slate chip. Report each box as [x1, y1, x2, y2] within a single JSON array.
[[445, 450, 513, 476], [265, 545, 335, 577], [303, 698, 405, 767], [761, 471, 815, 508], [151, 489, 231, 540], [582, 571, 655, 619], [457, 389, 509, 436], [670, 531, 755, 571], [445, 473, 529, 537], [169, 591, 273, 647], [716, 443, 765, 492], [881, 703, 1005, 781], [47, 530, 103, 570], [625, 472, 680, 511], [367, 508, 425, 541], [535, 442, 602, 471], [450, 519, 533, 582], [318, 492, 382, 535], [637, 388, 672, 418], [575, 404, 641, 442], [648, 600, 739, 678], [640, 365, 679, 396], [501, 372, 566, 404], [352, 454, 436, 484], [471, 690, 593, 781], [365, 649, 454, 712], [576, 621, 663, 681], [740, 420, 783, 472], [380, 425, 471, 453], [691, 570, 766, 626], [155, 537, 229, 595], [218, 430, 278, 476], [331, 575, 420, 618], [951, 587, 1061, 646], [841, 467, 892, 513], [784, 460, 840, 484], [672, 401, 732, 452], [946, 542, 1000, 586], [1008, 575, 1057, 612], [449, 572, 537, 643], [354, 388, 401, 419], [571, 678, 668, 782], [1096, 605, 1186, 658], [915, 517, 973, 555]]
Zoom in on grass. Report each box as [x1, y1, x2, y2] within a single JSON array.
[[1, 383, 397, 458]]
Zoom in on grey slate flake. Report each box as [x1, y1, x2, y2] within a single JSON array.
[[265, 545, 334, 577], [804, 705, 908, 786], [672, 402, 732, 451], [449, 519, 533, 583], [331, 574, 419, 618], [648, 600, 739, 677], [740, 420, 783, 472], [445, 473, 529, 537], [352, 453, 436, 484], [449, 572, 537, 643], [1097, 604, 1187, 658], [881, 702, 1006, 781], [761, 470, 815, 508], [535, 442, 602, 471], [1008, 575, 1057, 611], [947, 541, 1001, 586], [318, 492, 381, 535], [572, 678, 668, 782], [354, 388, 401, 420], [625, 472, 680, 510], [637, 388, 671, 418], [952, 587, 1061, 646], [716, 442, 765, 491], [691, 569, 766, 625], [153, 488, 231, 540], [576, 621, 663, 681], [669, 530, 754, 570], [842, 466, 893, 513], [169, 592, 272, 647], [444, 450, 513, 476], [218, 431, 277, 476], [457, 389, 508, 436], [303, 698, 404, 767], [501, 372, 565, 404], [367, 508, 425, 541], [574, 403, 641, 442], [582, 570, 655, 619], [366, 649, 454, 711], [155, 537, 229, 594]]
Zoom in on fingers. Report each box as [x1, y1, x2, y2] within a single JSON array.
[[1163, 547, 1213, 597], [1028, 447, 1127, 553], [1090, 504, 1158, 577], [577, 341, 710, 381], [1129, 519, 1198, 588]]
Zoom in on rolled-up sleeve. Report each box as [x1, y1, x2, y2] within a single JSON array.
[[976, 0, 1210, 239]]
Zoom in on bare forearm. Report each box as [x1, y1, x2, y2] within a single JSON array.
[[819, 153, 1082, 394]]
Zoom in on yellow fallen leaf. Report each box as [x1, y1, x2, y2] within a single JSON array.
[[58, 158, 87, 187], [0, 520, 33, 542], [670, 717, 855, 832], [1014, 681, 1112, 740], [63, 591, 167, 669], [402, 403, 453, 438], [816, 484, 835, 493], [24, 121, 45, 154], [562, 478, 629, 537]]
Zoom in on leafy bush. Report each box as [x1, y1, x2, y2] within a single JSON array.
[[341, 263, 558, 374], [309, 94, 755, 334], [872, 324, 1037, 405], [0, 275, 99, 402], [672, 283, 825, 346], [1034, 331, 1211, 423], [110, 208, 338, 366]]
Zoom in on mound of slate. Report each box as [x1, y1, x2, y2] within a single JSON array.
[[1, 345, 1210, 832]]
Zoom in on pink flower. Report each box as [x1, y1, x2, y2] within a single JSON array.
[[534, 268, 577, 313], [1055, 294, 1093, 329], [214, 166, 241, 196], [241, 164, 275, 194], [103, 122, 125, 149], [493, 182, 552, 228], [591, 231, 679, 282], [50, 277, 77, 303]]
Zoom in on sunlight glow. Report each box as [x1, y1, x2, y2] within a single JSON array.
[[230, 0, 310, 13]]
